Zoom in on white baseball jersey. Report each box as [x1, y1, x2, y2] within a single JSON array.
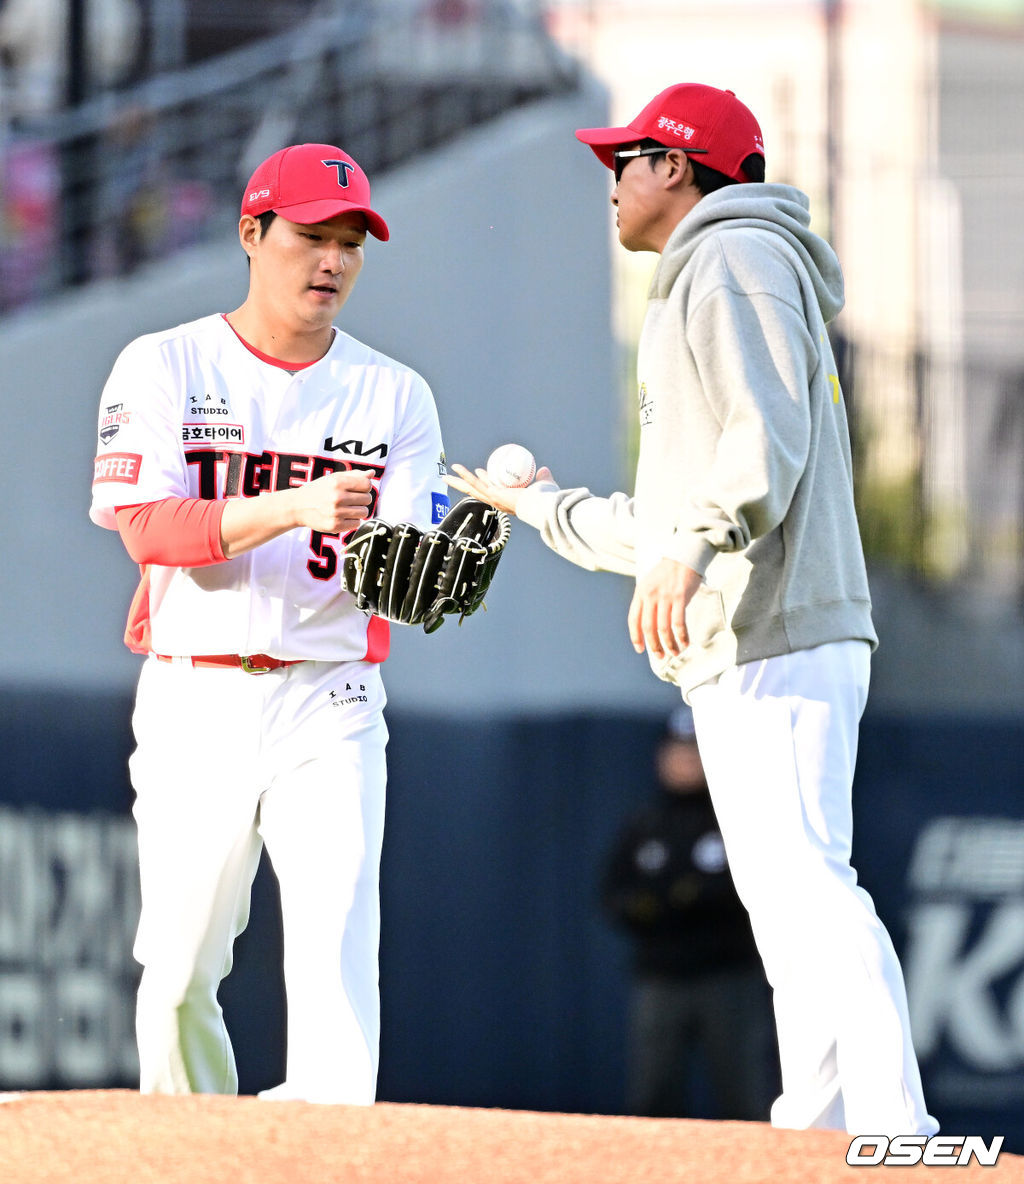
[[90, 313, 449, 661]]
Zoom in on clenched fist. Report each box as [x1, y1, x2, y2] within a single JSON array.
[[294, 469, 373, 535]]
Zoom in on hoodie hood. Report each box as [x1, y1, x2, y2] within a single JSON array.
[[652, 183, 844, 324]]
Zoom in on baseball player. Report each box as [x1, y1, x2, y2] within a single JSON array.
[[447, 85, 939, 1136], [89, 143, 453, 1104]]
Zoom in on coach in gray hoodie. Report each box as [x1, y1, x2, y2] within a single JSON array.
[[448, 83, 936, 1138]]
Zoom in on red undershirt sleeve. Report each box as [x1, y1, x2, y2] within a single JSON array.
[[115, 498, 228, 567]]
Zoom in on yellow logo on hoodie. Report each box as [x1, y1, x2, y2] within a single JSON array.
[[820, 335, 841, 403]]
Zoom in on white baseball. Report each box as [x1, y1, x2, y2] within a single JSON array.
[[486, 443, 536, 488]]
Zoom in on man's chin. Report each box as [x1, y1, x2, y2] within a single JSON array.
[[619, 230, 658, 255]]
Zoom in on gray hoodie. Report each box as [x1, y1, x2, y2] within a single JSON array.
[[517, 183, 877, 698]]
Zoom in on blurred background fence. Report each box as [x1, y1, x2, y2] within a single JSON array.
[[1, 0, 1023, 1155], [0, 0, 576, 301]]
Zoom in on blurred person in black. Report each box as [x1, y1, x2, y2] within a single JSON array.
[[601, 705, 777, 1119]]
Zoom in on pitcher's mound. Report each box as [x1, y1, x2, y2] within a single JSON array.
[[0, 1091, 1020, 1183]]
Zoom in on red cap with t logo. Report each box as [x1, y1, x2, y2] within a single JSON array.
[[241, 143, 390, 240], [576, 84, 764, 182]]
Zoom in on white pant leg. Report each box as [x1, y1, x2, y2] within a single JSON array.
[[689, 641, 937, 1136], [130, 658, 267, 1095], [256, 661, 388, 1105]]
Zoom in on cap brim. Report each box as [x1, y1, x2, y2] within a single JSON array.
[[575, 124, 642, 169], [273, 197, 390, 241]]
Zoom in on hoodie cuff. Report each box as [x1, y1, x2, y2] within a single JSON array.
[[662, 530, 717, 578], [514, 480, 561, 530]]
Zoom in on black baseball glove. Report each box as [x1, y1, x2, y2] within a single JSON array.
[[340, 497, 511, 633]]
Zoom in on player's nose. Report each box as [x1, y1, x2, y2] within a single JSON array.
[[321, 243, 345, 274]]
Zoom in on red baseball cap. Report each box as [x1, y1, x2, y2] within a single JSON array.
[[241, 143, 389, 241], [576, 83, 764, 182]]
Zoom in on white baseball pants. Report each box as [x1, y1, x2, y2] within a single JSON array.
[[689, 641, 938, 1136], [128, 655, 388, 1104]]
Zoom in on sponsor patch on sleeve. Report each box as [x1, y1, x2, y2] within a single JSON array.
[[93, 452, 143, 485], [431, 492, 450, 524]]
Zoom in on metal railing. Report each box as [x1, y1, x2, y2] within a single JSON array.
[[0, 0, 578, 311]]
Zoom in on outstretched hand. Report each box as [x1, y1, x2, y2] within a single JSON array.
[[445, 463, 555, 517]]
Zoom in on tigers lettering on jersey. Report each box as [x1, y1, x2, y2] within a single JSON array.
[[184, 447, 383, 505]]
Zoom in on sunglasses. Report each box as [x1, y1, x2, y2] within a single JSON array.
[[612, 145, 708, 183]]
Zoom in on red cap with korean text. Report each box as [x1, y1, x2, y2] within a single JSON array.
[[576, 84, 764, 182], [241, 143, 389, 241]]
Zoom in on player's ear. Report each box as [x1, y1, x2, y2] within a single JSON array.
[[239, 214, 261, 259], [663, 150, 690, 189]]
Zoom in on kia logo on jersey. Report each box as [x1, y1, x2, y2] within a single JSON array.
[[323, 436, 388, 458]]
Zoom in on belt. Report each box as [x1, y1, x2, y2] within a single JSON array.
[[155, 653, 305, 675]]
